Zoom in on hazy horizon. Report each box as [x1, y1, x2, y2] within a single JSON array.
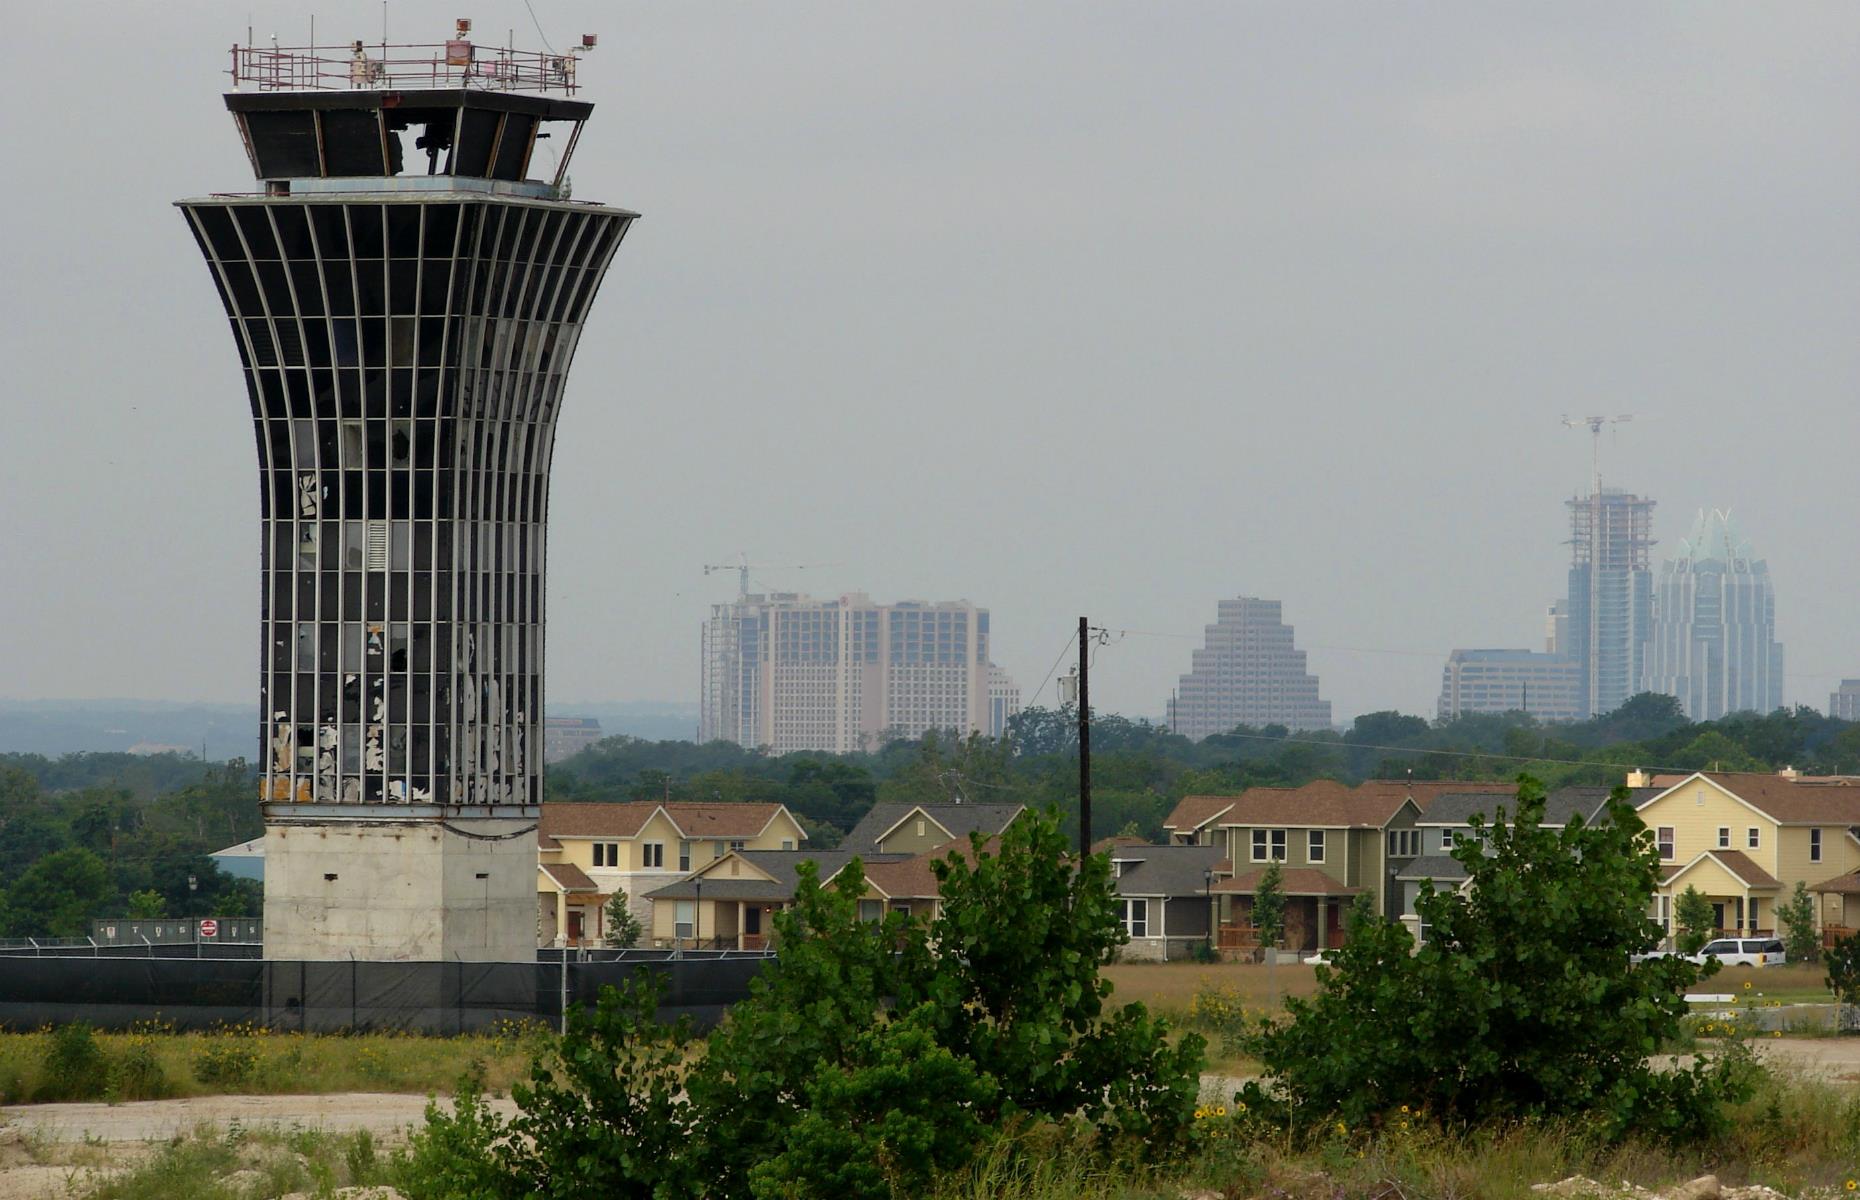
[[2, 2, 1854, 723]]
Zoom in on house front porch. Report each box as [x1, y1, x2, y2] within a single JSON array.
[[1210, 868, 1363, 957]]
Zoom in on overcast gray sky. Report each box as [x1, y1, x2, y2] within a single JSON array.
[[1, 2, 1855, 723]]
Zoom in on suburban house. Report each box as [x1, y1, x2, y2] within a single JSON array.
[[1395, 786, 1648, 940], [536, 801, 806, 946], [1168, 780, 1500, 954], [1159, 796, 1233, 846], [1635, 771, 1860, 942], [642, 802, 1024, 950], [1103, 839, 1226, 961]]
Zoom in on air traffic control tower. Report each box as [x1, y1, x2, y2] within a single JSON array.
[[179, 24, 632, 960]]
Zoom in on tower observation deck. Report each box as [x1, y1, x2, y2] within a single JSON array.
[[178, 22, 633, 960]]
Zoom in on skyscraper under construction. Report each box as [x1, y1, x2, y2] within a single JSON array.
[[179, 25, 631, 959]]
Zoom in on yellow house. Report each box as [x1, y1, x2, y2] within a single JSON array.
[[1637, 772, 1860, 942], [536, 802, 805, 946]]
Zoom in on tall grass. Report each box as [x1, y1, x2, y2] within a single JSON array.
[[0, 1020, 551, 1104]]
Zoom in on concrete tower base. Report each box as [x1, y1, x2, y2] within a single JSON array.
[[263, 817, 538, 962]]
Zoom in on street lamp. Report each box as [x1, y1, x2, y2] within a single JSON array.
[[1203, 868, 1215, 954]]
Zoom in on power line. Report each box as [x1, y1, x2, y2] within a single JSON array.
[[1026, 628, 1078, 708], [520, 0, 559, 54]]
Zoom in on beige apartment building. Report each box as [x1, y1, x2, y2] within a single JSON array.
[[700, 593, 1017, 754]]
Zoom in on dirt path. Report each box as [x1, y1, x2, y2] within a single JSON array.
[[0, 1092, 518, 1145]]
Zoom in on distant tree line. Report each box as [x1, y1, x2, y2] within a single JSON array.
[[6, 693, 1856, 939], [0, 755, 262, 939]]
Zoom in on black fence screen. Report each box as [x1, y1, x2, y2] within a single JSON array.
[[0, 954, 767, 1033]]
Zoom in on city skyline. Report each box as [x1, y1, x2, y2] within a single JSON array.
[[2, 3, 1856, 723]]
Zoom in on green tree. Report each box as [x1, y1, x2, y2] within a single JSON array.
[[688, 858, 911, 1197], [125, 889, 166, 919], [499, 972, 702, 1200], [5, 847, 111, 938], [1825, 929, 1860, 1014], [1242, 779, 1754, 1143], [1251, 859, 1286, 952], [1675, 885, 1716, 955], [898, 807, 1203, 1155], [1777, 881, 1819, 965], [604, 890, 643, 949]]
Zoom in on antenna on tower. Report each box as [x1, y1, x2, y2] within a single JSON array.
[[1561, 413, 1633, 494]]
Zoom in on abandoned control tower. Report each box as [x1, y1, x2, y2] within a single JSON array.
[[179, 24, 632, 960]]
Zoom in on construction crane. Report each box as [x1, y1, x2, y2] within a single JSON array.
[[1562, 413, 1633, 493], [701, 553, 841, 599]]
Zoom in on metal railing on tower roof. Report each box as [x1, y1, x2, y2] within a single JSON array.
[[230, 19, 595, 95]]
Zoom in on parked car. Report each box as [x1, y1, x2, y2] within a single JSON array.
[[1688, 937, 1785, 967]]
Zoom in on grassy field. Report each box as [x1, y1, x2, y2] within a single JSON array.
[[1702, 963, 1832, 1004], [1102, 961, 1319, 1017], [0, 1022, 547, 1105]]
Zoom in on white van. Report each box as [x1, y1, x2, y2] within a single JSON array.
[[1688, 937, 1786, 967]]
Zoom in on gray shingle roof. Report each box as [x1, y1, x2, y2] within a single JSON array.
[[1417, 787, 1652, 829], [839, 803, 1023, 853], [1109, 844, 1226, 898], [1396, 854, 1470, 883]]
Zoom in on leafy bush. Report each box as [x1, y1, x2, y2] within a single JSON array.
[[108, 1035, 173, 1100], [747, 1004, 997, 1200], [501, 971, 701, 1199], [35, 1022, 106, 1101], [1241, 777, 1756, 1143], [397, 1068, 515, 1200], [898, 807, 1204, 1158]]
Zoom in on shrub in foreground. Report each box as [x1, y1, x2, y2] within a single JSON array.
[[1241, 776, 1757, 1142]]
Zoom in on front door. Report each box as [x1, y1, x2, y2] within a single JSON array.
[[567, 910, 584, 944], [1711, 903, 1726, 935], [745, 906, 762, 936]]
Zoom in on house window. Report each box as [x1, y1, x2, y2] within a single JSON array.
[[642, 843, 665, 869], [857, 900, 883, 923], [1657, 827, 1675, 860], [1812, 828, 1823, 863], [781, 839, 794, 851], [674, 900, 694, 939], [730, 840, 746, 853], [678, 841, 691, 872], [1747, 828, 1760, 850], [1308, 830, 1325, 863], [1122, 898, 1149, 938], [1386, 830, 1420, 858], [1441, 830, 1456, 849], [1250, 830, 1286, 862], [1717, 828, 1730, 849], [592, 842, 620, 868]]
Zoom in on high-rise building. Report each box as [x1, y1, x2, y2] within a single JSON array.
[[179, 29, 630, 960], [1642, 510, 1783, 720], [1545, 600, 1568, 656], [1437, 649, 1583, 722], [1565, 489, 1656, 718], [700, 594, 1009, 753], [987, 664, 1022, 739], [1167, 597, 1332, 738], [542, 717, 605, 764], [1832, 681, 1860, 722]]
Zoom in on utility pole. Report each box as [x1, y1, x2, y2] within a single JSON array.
[[1078, 616, 1091, 858]]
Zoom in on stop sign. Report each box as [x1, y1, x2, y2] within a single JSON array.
[[199, 919, 219, 938]]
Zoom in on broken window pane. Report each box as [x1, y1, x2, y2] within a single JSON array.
[[296, 623, 316, 670]]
